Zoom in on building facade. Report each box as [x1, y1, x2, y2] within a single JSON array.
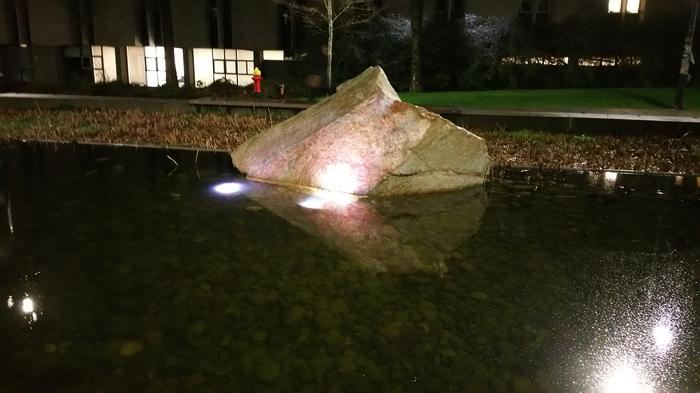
[[384, 0, 648, 23], [0, 0, 295, 87], [0, 0, 681, 89]]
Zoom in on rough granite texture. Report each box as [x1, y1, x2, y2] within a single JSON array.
[[232, 66, 490, 196]]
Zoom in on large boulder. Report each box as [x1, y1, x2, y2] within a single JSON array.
[[232, 66, 490, 196]]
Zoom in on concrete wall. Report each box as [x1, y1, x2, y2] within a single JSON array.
[[26, 0, 79, 45], [383, 0, 410, 16], [462, 0, 608, 23], [2, 46, 20, 81], [0, 0, 17, 44], [645, 0, 685, 19], [464, 0, 519, 19], [171, 0, 209, 48], [30, 45, 63, 85], [231, 0, 279, 49], [93, 0, 138, 46], [551, 0, 608, 22], [0, 46, 7, 80]]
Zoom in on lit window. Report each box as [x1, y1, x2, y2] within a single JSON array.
[[501, 56, 569, 66], [263, 50, 285, 61], [192, 48, 256, 87], [212, 48, 254, 86], [577, 56, 642, 67], [145, 46, 166, 87], [608, 0, 622, 13], [91, 46, 105, 82], [141, 46, 185, 87], [626, 0, 640, 13]]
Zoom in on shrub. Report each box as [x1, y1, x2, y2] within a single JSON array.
[[333, 14, 412, 91]]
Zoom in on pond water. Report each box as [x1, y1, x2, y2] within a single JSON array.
[[0, 142, 698, 393]]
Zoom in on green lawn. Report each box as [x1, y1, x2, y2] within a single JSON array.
[[399, 88, 700, 111]]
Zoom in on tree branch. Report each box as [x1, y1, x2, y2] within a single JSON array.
[[334, 2, 380, 30], [276, 0, 378, 30], [275, 0, 326, 31]]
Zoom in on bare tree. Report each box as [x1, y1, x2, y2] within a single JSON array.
[[278, 0, 379, 91], [409, 0, 423, 91], [675, 0, 699, 109], [159, 0, 178, 86]]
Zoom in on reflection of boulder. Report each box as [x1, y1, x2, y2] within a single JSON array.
[[246, 183, 487, 274], [232, 67, 490, 196]]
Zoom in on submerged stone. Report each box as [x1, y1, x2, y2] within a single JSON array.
[[232, 66, 490, 196], [471, 291, 489, 301], [255, 360, 281, 381], [189, 320, 207, 334], [118, 340, 143, 357], [43, 343, 57, 353]]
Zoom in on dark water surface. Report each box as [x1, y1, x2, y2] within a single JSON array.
[[0, 142, 698, 393]]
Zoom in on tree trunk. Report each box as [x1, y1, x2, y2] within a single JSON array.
[[160, 0, 178, 86], [409, 0, 423, 92], [216, 0, 225, 48], [327, 26, 334, 92], [675, 0, 699, 109], [327, 2, 334, 93]]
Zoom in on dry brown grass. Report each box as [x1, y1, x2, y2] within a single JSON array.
[[0, 109, 698, 174], [0, 109, 271, 151], [481, 129, 700, 174]]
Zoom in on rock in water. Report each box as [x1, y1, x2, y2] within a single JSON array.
[[232, 66, 490, 196]]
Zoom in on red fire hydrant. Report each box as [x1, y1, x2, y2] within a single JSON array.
[[252, 67, 262, 94]]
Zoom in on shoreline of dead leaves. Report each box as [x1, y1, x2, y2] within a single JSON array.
[[0, 109, 697, 175]]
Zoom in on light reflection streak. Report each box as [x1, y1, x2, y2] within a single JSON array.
[[587, 171, 619, 193], [652, 323, 673, 352], [583, 304, 689, 392], [21, 297, 34, 314], [604, 171, 618, 183], [298, 196, 325, 210], [212, 182, 245, 195], [7, 294, 41, 325], [602, 357, 654, 393], [547, 251, 695, 393], [7, 196, 13, 235], [298, 190, 358, 210]]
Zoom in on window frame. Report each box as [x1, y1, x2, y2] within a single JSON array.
[[144, 46, 167, 87], [212, 48, 254, 86], [608, 0, 641, 15]]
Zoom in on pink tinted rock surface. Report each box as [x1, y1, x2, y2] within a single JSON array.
[[232, 66, 490, 196]]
